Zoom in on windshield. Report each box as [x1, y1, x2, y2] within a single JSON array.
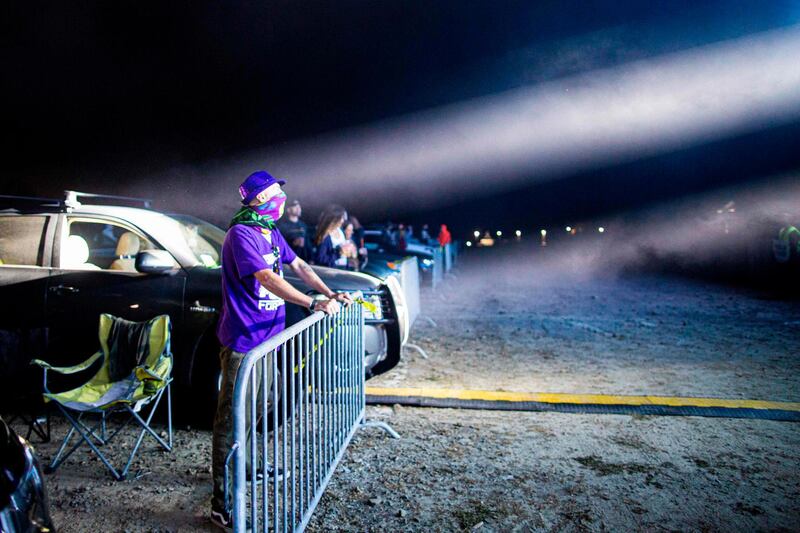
[[168, 214, 225, 268]]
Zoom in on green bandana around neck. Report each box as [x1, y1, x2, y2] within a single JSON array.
[[229, 206, 276, 231]]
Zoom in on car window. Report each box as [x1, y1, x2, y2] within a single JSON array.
[[167, 214, 224, 268], [0, 215, 49, 266], [63, 218, 173, 272]]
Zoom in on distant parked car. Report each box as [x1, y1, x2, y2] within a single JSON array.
[[0, 416, 54, 533], [363, 228, 436, 274], [0, 192, 406, 422]]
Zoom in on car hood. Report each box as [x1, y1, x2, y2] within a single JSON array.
[[287, 265, 382, 292]]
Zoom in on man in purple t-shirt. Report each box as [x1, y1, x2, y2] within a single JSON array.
[[211, 170, 352, 530]]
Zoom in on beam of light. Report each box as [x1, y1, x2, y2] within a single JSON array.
[[473, 230, 480, 238], [515, 230, 522, 237], [496, 230, 503, 237], [132, 24, 800, 219], [598, 227, 605, 233], [566, 226, 572, 232]]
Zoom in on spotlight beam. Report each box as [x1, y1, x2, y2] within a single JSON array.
[[135, 25, 800, 216]]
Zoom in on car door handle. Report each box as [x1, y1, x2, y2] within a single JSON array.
[[49, 285, 80, 294]]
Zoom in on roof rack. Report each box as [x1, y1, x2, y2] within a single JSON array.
[[64, 190, 153, 209], [0, 194, 63, 206]]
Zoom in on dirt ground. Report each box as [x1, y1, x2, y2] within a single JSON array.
[[13, 246, 800, 532]]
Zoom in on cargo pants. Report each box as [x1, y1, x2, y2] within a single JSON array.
[[211, 346, 273, 512]]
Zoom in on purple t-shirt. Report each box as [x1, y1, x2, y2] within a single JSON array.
[[217, 224, 297, 353]]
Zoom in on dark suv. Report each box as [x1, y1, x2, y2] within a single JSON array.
[[0, 192, 405, 419]]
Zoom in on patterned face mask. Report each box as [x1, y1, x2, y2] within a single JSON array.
[[252, 191, 287, 221]]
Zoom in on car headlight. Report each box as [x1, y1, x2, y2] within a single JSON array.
[[364, 294, 383, 320]]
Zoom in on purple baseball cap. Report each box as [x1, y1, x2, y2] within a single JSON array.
[[239, 170, 286, 205]]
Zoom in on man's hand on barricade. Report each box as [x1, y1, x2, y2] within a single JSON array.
[[332, 292, 354, 306], [314, 298, 341, 315]]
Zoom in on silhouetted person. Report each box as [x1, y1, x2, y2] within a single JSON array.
[[438, 224, 452, 247], [276, 199, 310, 261], [314, 205, 357, 268]]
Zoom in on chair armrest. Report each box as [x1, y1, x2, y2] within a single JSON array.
[[31, 351, 103, 375]]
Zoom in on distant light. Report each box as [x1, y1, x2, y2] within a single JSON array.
[[496, 230, 502, 237], [598, 227, 605, 233], [473, 230, 480, 238], [466, 241, 472, 247], [565, 226, 572, 232], [130, 304, 140, 309], [540, 229, 547, 237], [515, 230, 522, 237]]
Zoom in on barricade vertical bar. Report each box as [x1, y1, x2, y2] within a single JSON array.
[[344, 307, 350, 428], [332, 312, 338, 454], [331, 312, 337, 451], [261, 356, 269, 532], [351, 307, 357, 425], [232, 369, 247, 532], [360, 304, 366, 416], [348, 309, 358, 425], [330, 313, 335, 453], [343, 307, 348, 428], [336, 312, 341, 447], [351, 306, 357, 424], [335, 312, 341, 447], [354, 306, 359, 418], [325, 314, 332, 469], [298, 332, 304, 519], [284, 345, 290, 531], [324, 315, 331, 470], [314, 320, 321, 492], [250, 365, 258, 533], [357, 306, 362, 417], [303, 329, 314, 508], [272, 348, 279, 530], [343, 308, 349, 434], [309, 323, 316, 500], [318, 317, 325, 477], [290, 337, 297, 528], [344, 308, 349, 430]]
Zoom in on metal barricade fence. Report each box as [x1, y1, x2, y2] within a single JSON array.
[[228, 302, 396, 532], [444, 243, 453, 273], [431, 247, 444, 290], [398, 257, 421, 328]]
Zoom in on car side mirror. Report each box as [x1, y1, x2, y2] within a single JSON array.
[[135, 250, 177, 274]]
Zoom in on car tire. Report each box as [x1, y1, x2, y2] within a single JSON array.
[[364, 321, 402, 378]]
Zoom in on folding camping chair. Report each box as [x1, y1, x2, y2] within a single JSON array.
[[32, 313, 173, 480]]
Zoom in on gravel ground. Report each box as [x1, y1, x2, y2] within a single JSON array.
[[12, 245, 800, 532]]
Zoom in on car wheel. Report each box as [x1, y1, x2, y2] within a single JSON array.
[[364, 321, 402, 378]]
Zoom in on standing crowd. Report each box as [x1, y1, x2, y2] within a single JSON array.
[[276, 201, 451, 273]]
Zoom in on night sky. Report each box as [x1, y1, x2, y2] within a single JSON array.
[[3, 1, 800, 234]]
